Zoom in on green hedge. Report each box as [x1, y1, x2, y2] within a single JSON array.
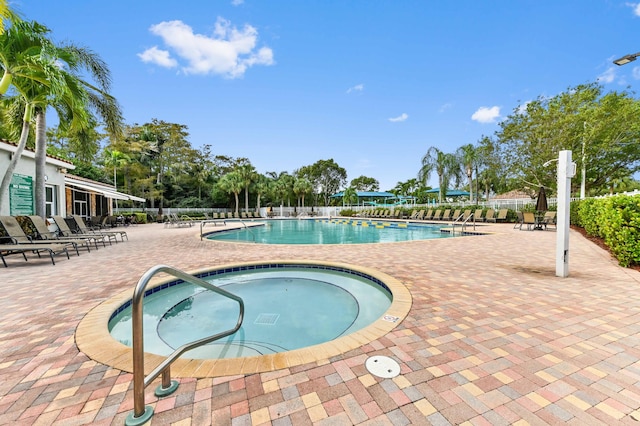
[[575, 195, 640, 267]]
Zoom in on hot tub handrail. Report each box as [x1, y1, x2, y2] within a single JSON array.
[[199, 219, 227, 240], [126, 264, 244, 426]]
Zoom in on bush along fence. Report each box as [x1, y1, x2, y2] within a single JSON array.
[[573, 194, 640, 267]]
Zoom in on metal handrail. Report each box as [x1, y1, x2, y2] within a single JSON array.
[[451, 212, 476, 235], [125, 265, 244, 425], [236, 220, 257, 242], [199, 219, 227, 240]]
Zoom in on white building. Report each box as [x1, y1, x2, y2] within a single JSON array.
[[0, 140, 144, 219]]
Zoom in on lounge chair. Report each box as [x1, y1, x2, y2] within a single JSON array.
[[522, 212, 536, 231], [441, 209, 451, 221], [0, 215, 80, 256], [424, 209, 434, 220], [542, 211, 556, 229], [0, 243, 69, 266], [414, 210, 425, 220], [451, 209, 462, 221], [27, 215, 101, 251], [484, 209, 496, 222], [514, 211, 524, 229], [473, 209, 484, 222], [72, 215, 128, 242], [495, 209, 509, 223], [432, 209, 443, 220], [462, 210, 472, 221], [52, 216, 114, 245]]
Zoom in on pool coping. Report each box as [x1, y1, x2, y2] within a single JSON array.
[[75, 259, 412, 378]]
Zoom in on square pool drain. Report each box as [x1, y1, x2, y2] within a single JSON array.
[[254, 313, 280, 325]]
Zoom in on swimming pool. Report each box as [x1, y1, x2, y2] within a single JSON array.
[[108, 264, 393, 359], [206, 218, 457, 244], [76, 260, 411, 377]]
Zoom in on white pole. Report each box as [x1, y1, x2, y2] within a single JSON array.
[[556, 150, 575, 278]]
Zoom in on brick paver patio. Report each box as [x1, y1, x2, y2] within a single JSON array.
[[1, 219, 640, 425]]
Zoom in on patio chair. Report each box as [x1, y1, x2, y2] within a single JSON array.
[[484, 209, 496, 222], [462, 210, 472, 221], [441, 209, 451, 221], [495, 209, 509, 223], [542, 211, 557, 230], [432, 209, 443, 220], [514, 211, 524, 229], [27, 215, 101, 251], [52, 216, 114, 246], [0, 243, 69, 266], [72, 215, 128, 242], [451, 210, 462, 221], [522, 212, 537, 231], [0, 216, 80, 256], [414, 210, 425, 220], [424, 209, 434, 220]]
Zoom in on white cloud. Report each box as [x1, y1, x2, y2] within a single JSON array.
[[388, 113, 408, 122], [231, 0, 244, 5], [627, 2, 640, 16], [139, 17, 274, 78], [347, 84, 364, 94], [137, 46, 178, 68], [471, 106, 500, 123], [632, 66, 640, 80], [597, 66, 616, 84], [439, 102, 453, 113]]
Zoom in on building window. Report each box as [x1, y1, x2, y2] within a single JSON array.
[[45, 185, 57, 217]]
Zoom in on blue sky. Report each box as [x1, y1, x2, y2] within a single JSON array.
[[12, 1, 640, 191]]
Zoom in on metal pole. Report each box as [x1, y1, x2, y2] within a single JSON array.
[[556, 150, 574, 278], [580, 122, 586, 200]]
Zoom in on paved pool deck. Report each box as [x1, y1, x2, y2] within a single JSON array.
[[1, 218, 640, 425]]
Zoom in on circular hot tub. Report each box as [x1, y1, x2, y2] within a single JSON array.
[[77, 260, 411, 377]]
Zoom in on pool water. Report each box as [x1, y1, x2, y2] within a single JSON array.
[[109, 266, 392, 359], [207, 218, 455, 244]]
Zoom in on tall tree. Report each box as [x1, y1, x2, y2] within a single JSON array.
[[217, 171, 244, 214], [236, 163, 257, 211], [297, 159, 347, 206], [0, 20, 65, 208], [418, 147, 459, 203], [293, 177, 312, 208], [33, 42, 122, 216], [456, 143, 479, 202], [350, 175, 379, 192]]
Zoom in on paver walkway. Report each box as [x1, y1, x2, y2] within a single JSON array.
[[1, 219, 640, 425]]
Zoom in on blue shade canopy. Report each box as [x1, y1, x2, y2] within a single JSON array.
[[424, 188, 470, 196], [330, 191, 395, 198]]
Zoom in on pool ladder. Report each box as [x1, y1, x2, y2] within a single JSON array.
[[451, 212, 476, 235], [125, 265, 244, 426], [199, 219, 257, 242]]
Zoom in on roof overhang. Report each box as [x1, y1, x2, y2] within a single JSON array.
[[65, 177, 146, 202]]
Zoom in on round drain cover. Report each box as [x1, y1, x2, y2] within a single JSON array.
[[365, 355, 400, 378]]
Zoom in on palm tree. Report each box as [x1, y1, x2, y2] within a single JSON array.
[[33, 42, 122, 216], [0, 20, 64, 207], [293, 177, 312, 208], [418, 147, 459, 204], [103, 148, 131, 209], [217, 171, 244, 215], [341, 187, 358, 206], [236, 164, 257, 212], [253, 174, 271, 212], [456, 143, 478, 203]]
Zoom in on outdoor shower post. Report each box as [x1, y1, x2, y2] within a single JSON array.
[[556, 150, 575, 278]]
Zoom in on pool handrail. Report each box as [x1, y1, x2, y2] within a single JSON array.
[[126, 264, 244, 426], [199, 218, 227, 240], [451, 212, 476, 235]]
